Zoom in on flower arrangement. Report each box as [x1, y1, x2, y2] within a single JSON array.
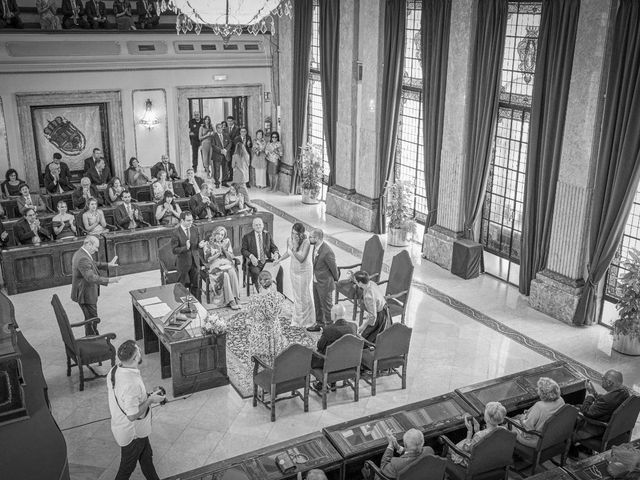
[[201, 312, 227, 336], [613, 249, 640, 342], [246, 290, 287, 363], [297, 143, 323, 196], [385, 180, 417, 234]]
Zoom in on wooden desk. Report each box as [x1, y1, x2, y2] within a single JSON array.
[[0, 198, 19, 219], [563, 438, 640, 480], [528, 467, 576, 480], [130, 283, 228, 397]]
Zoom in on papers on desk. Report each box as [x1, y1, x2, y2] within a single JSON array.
[[144, 302, 172, 318], [138, 296, 162, 306]]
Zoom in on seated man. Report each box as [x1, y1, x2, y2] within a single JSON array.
[[83, 147, 102, 173], [306, 470, 327, 480], [189, 183, 222, 220], [85, 0, 110, 29], [72, 177, 102, 210], [86, 157, 112, 188], [44, 161, 74, 193], [45, 152, 71, 179], [15, 208, 52, 245], [241, 217, 283, 294], [182, 168, 204, 197], [114, 190, 149, 230], [151, 154, 179, 181], [0, 0, 24, 29], [136, 0, 159, 29], [61, 0, 89, 29], [16, 183, 48, 216], [366, 428, 435, 480]]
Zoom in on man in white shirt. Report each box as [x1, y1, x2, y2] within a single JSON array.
[[107, 340, 165, 480]]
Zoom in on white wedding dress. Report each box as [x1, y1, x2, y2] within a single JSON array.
[[289, 240, 316, 328]]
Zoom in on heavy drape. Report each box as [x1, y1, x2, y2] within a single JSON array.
[[290, 0, 313, 194], [518, 0, 580, 295], [375, 0, 406, 234], [421, 0, 451, 228], [573, 0, 640, 325], [461, 0, 508, 239], [319, 0, 339, 187]]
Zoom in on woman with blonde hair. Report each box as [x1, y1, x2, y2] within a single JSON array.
[[451, 401, 507, 466], [513, 377, 565, 447], [202, 226, 240, 309]]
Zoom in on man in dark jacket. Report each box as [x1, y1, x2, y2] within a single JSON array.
[[188, 183, 221, 220], [171, 212, 203, 300], [0, 0, 24, 29], [151, 154, 179, 180]]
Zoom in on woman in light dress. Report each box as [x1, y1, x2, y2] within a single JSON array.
[[202, 226, 241, 310], [277, 222, 315, 328], [52, 200, 77, 240], [199, 116, 214, 178], [232, 142, 250, 187], [252, 129, 267, 188], [37, 0, 61, 30], [82, 197, 108, 234]]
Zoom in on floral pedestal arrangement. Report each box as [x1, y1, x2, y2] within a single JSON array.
[[297, 144, 323, 205]]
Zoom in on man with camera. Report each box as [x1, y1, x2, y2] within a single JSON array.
[[108, 340, 166, 480]]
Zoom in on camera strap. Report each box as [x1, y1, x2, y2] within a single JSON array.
[[110, 366, 149, 420]]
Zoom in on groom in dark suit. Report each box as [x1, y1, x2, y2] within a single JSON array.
[[307, 228, 339, 331], [171, 211, 203, 300], [241, 217, 283, 293]]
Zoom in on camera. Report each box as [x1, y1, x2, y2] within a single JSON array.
[[151, 386, 167, 405]]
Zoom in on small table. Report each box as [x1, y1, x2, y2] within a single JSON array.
[[130, 283, 228, 396]]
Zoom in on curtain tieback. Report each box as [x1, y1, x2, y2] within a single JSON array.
[[585, 264, 597, 288]]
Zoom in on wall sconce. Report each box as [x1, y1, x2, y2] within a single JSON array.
[[138, 99, 160, 131]]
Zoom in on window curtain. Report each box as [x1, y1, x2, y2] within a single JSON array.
[[573, 0, 640, 326], [290, 0, 314, 194], [462, 0, 508, 239], [376, 0, 407, 234], [319, 0, 339, 187], [518, 0, 580, 295], [421, 0, 451, 228]]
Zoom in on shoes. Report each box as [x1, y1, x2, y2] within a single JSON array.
[[306, 324, 322, 332], [229, 302, 241, 310], [215, 183, 220, 188]]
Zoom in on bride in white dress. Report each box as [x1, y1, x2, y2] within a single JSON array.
[[278, 222, 316, 327]]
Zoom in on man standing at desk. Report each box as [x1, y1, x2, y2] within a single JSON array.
[[171, 211, 204, 301], [71, 235, 119, 335]]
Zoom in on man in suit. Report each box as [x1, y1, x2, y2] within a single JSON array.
[[136, 0, 159, 29], [370, 429, 434, 480], [0, 220, 9, 248], [188, 112, 203, 171], [114, 191, 149, 230], [71, 235, 119, 335], [86, 157, 112, 187], [44, 162, 74, 193], [212, 123, 231, 188], [151, 154, 180, 181], [0, 0, 24, 29], [84, 148, 102, 173], [61, 0, 89, 29], [182, 168, 204, 197], [171, 211, 204, 300], [15, 208, 52, 245], [189, 183, 222, 220], [72, 177, 102, 210], [241, 216, 283, 293], [224, 116, 240, 184], [85, 0, 110, 28], [311, 304, 356, 374], [307, 228, 339, 331], [45, 152, 72, 179]]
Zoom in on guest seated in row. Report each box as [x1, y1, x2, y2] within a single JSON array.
[[72, 177, 102, 210], [202, 226, 240, 310], [136, 0, 159, 29], [86, 0, 110, 29], [182, 168, 204, 197], [52, 200, 77, 239], [82, 197, 108, 234], [115, 190, 149, 230], [45, 160, 74, 193], [151, 180, 164, 202], [46, 152, 71, 181], [367, 429, 435, 480], [0, 0, 23, 29], [17, 183, 48, 216], [449, 402, 507, 467], [87, 157, 112, 188], [189, 183, 222, 220], [62, 0, 89, 29], [156, 170, 175, 197], [355, 271, 391, 345], [15, 208, 52, 245], [151, 154, 179, 181], [224, 184, 249, 215], [125, 157, 150, 186], [241, 217, 283, 294], [155, 190, 181, 226], [512, 377, 564, 447], [2, 169, 25, 197], [107, 176, 125, 204], [113, 0, 135, 31], [83, 147, 102, 172], [37, 0, 62, 30]]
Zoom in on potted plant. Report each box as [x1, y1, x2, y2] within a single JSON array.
[[297, 143, 323, 204], [385, 180, 417, 247], [612, 249, 640, 355]]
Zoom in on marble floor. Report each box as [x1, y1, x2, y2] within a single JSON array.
[[10, 189, 640, 480]]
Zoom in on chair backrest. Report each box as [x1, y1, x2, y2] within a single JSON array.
[[398, 454, 446, 480], [538, 404, 579, 450], [272, 344, 313, 384], [374, 323, 412, 360], [385, 250, 414, 300], [324, 334, 364, 373], [158, 243, 176, 270], [603, 395, 640, 445], [467, 427, 516, 476], [51, 294, 77, 354], [361, 235, 384, 278]]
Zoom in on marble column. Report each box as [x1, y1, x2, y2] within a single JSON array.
[[529, 0, 612, 324], [422, 0, 473, 270], [276, 12, 294, 193]]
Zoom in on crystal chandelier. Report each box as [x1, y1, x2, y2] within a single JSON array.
[[157, 0, 293, 39]]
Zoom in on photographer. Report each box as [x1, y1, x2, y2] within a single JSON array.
[[107, 340, 165, 480]]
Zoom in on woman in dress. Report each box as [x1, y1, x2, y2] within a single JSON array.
[[513, 377, 565, 447], [125, 157, 150, 186], [107, 177, 125, 204], [82, 197, 108, 234], [37, 0, 61, 30], [277, 222, 315, 328], [199, 116, 214, 178], [52, 200, 77, 240], [156, 170, 175, 197], [252, 129, 267, 188], [355, 270, 391, 344], [450, 402, 507, 467], [155, 190, 181, 226], [223, 184, 248, 215], [113, 0, 135, 30], [265, 131, 283, 191], [2, 169, 25, 197], [232, 142, 250, 188], [202, 226, 241, 310]]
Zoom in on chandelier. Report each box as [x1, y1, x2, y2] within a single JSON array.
[[157, 0, 293, 39]]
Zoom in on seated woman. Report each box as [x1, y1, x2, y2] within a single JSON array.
[[157, 170, 175, 197], [224, 184, 249, 215], [155, 190, 181, 226], [16, 183, 48, 216], [354, 270, 391, 345], [449, 402, 507, 466], [513, 377, 565, 447], [125, 157, 150, 186], [2, 169, 25, 197], [82, 197, 108, 235], [52, 200, 77, 240], [107, 177, 125, 205], [202, 226, 241, 310]]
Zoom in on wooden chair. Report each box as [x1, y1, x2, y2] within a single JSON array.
[[375, 250, 414, 324], [335, 235, 385, 321], [440, 428, 517, 480], [364, 454, 446, 480], [507, 404, 579, 475], [574, 395, 640, 453], [158, 244, 180, 285], [311, 334, 364, 410], [361, 323, 412, 396], [252, 344, 313, 422], [51, 294, 116, 392]]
